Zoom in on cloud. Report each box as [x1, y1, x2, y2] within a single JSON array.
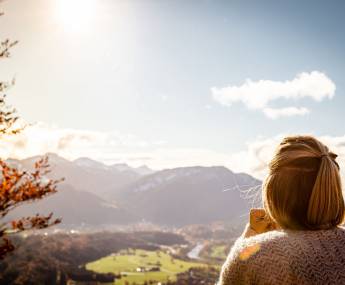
[[0, 122, 154, 164], [0, 122, 251, 171], [230, 134, 345, 181], [2, 123, 345, 183], [211, 71, 335, 118], [262, 107, 310, 119], [0, 123, 237, 170]]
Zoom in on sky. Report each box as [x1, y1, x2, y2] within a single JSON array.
[[1, 0, 345, 178]]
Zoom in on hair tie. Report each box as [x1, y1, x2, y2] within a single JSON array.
[[320, 151, 340, 169]]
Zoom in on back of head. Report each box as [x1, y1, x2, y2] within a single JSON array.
[[263, 135, 345, 230]]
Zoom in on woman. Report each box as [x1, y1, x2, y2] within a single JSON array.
[[218, 135, 345, 285]]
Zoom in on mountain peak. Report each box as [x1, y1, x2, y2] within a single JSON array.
[[20, 152, 70, 165], [111, 163, 132, 172], [135, 165, 154, 176], [74, 157, 109, 170], [111, 163, 154, 176]]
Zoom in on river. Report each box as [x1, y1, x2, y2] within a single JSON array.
[[187, 243, 204, 259]]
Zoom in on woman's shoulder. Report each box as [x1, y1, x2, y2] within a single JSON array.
[[218, 226, 345, 284], [242, 225, 345, 245], [233, 226, 345, 259], [235, 229, 288, 252], [218, 230, 287, 284], [224, 231, 279, 259], [225, 230, 287, 266]]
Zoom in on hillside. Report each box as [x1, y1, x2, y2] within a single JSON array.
[[6, 154, 262, 227], [6, 184, 137, 226], [117, 166, 262, 226], [8, 153, 151, 199], [0, 231, 187, 285]]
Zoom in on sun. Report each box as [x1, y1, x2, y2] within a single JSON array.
[[54, 0, 98, 33]]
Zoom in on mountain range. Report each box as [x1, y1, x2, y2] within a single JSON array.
[[6, 153, 262, 228], [117, 166, 261, 226]]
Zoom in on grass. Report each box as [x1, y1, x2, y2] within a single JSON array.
[[86, 248, 207, 285], [210, 245, 227, 260]]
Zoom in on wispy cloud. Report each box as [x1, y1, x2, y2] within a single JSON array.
[[263, 107, 310, 119], [0, 123, 237, 170], [2, 123, 345, 181], [0, 122, 156, 164], [230, 134, 345, 180], [0, 122, 247, 171], [0, 123, 234, 169], [211, 71, 335, 119]]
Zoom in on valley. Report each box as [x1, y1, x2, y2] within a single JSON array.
[[0, 226, 236, 285], [1, 153, 260, 284], [86, 248, 208, 285]]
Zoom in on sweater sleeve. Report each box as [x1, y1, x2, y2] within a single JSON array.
[[217, 237, 257, 285]]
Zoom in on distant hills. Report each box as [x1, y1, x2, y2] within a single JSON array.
[[7, 153, 148, 198], [6, 153, 262, 228], [117, 166, 261, 226], [8, 184, 137, 226]]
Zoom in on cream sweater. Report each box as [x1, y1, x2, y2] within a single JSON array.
[[218, 226, 345, 285]]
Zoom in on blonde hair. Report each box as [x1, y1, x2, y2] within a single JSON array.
[[263, 135, 345, 230]]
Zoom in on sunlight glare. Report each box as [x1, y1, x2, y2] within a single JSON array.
[[54, 0, 98, 33]]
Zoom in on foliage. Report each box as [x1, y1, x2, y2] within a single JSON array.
[[0, 12, 61, 259], [171, 266, 220, 285], [0, 231, 186, 284]]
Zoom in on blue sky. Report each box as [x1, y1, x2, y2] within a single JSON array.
[[1, 0, 345, 177]]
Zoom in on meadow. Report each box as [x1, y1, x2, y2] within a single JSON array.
[[209, 245, 228, 260], [86, 248, 208, 285]]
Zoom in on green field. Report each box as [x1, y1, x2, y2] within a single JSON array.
[[210, 245, 227, 260], [86, 248, 207, 285]]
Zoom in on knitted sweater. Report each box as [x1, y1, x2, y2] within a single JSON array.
[[218, 226, 345, 285]]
